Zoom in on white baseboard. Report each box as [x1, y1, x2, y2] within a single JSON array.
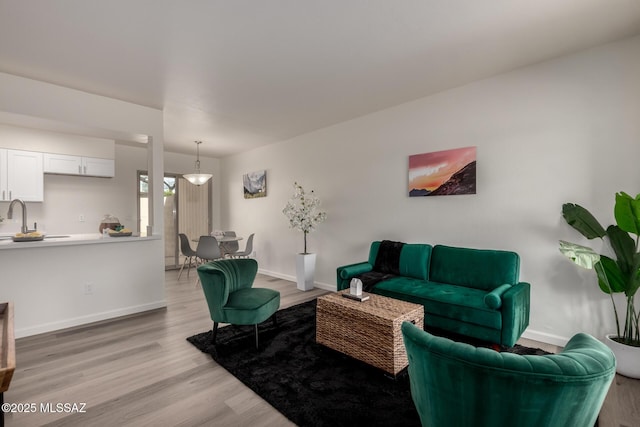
[[258, 269, 335, 292], [15, 301, 168, 339], [258, 268, 294, 282], [312, 282, 335, 291], [520, 329, 570, 347]]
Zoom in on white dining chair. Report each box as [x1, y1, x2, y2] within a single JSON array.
[[178, 233, 198, 279], [222, 230, 240, 257], [195, 235, 224, 286], [196, 235, 223, 264], [231, 233, 254, 258]]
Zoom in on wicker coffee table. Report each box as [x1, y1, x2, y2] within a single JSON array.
[[316, 290, 424, 375]]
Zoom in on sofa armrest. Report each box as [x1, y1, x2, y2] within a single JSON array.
[[336, 262, 373, 290], [500, 282, 530, 347], [483, 284, 512, 309]]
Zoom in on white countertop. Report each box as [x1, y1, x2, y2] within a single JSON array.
[[0, 233, 161, 250]]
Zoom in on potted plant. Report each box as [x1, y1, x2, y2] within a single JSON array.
[[283, 182, 327, 291], [559, 191, 640, 378]]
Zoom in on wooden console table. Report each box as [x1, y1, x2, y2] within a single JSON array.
[[0, 302, 15, 427]]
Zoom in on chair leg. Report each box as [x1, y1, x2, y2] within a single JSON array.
[[186, 255, 195, 278], [179, 255, 198, 279], [178, 257, 188, 279], [253, 314, 277, 350], [211, 322, 219, 345], [195, 259, 204, 287], [254, 324, 259, 349]]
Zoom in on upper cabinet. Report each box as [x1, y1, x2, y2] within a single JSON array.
[[44, 153, 114, 178], [43, 153, 81, 175], [0, 149, 5, 200], [0, 149, 44, 202], [82, 156, 115, 177]]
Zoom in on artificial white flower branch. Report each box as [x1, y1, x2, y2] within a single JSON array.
[[283, 182, 327, 254]]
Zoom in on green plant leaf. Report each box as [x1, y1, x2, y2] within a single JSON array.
[[628, 252, 640, 298], [607, 225, 635, 276], [562, 203, 606, 239], [558, 240, 600, 269], [561, 197, 639, 342], [614, 192, 640, 236], [597, 256, 626, 294]]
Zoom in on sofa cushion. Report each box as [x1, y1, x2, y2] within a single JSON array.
[[368, 241, 431, 281], [430, 245, 520, 291], [372, 277, 502, 330]]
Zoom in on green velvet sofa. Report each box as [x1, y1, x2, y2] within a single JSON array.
[[401, 322, 616, 427], [336, 241, 530, 346]]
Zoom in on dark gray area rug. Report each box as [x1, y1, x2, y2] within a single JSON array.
[[187, 299, 549, 427]]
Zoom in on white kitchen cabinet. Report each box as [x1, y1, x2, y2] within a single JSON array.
[[82, 157, 114, 177], [44, 153, 114, 177], [43, 153, 81, 175], [0, 149, 44, 202], [0, 149, 6, 200]]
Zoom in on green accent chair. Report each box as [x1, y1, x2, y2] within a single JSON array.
[[401, 321, 616, 427], [197, 258, 280, 349]]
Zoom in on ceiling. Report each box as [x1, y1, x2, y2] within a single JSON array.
[[1, 1, 640, 158]]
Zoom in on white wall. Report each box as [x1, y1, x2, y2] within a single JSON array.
[[221, 35, 640, 346], [0, 123, 115, 158]]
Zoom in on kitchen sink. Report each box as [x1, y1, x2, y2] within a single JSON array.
[[0, 235, 71, 241]]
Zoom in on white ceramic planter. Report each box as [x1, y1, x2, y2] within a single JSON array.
[[604, 334, 640, 379], [296, 253, 316, 291]]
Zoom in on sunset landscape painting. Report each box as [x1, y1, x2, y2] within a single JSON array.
[[408, 146, 477, 197]]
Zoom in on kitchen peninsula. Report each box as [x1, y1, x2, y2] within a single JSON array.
[[0, 233, 165, 338], [0, 233, 155, 249]]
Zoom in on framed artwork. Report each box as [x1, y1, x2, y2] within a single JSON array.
[[408, 146, 476, 197], [243, 170, 267, 199]]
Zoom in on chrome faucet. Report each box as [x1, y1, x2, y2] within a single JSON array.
[[7, 199, 30, 234]]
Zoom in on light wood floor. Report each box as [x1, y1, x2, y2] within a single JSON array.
[[4, 270, 639, 427]]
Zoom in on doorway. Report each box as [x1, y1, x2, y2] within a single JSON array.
[[138, 172, 211, 269]]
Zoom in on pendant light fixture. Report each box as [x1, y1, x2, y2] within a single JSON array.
[[184, 140, 212, 185]]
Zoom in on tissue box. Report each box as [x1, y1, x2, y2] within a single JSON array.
[[350, 278, 363, 296]]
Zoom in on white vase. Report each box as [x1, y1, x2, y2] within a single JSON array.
[[604, 334, 640, 379], [296, 253, 316, 291]]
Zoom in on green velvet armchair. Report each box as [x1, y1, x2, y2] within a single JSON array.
[[197, 258, 280, 349], [401, 321, 616, 427]]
